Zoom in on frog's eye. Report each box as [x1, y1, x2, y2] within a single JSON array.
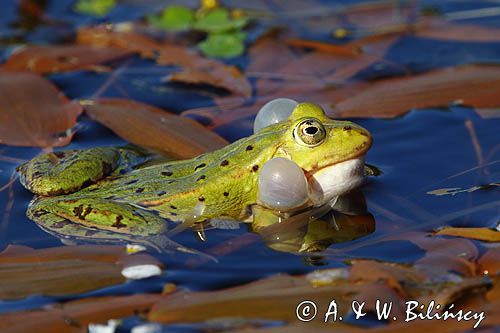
[[293, 119, 326, 147]]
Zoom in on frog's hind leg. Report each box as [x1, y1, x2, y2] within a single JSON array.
[[17, 148, 122, 196]]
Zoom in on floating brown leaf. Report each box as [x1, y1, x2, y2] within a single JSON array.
[[334, 65, 500, 118], [416, 19, 500, 42], [82, 98, 228, 159], [0, 70, 82, 147], [0, 293, 161, 333], [149, 273, 396, 324], [77, 26, 252, 97], [2, 45, 132, 74], [435, 227, 500, 242], [0, 244, 161, 300]]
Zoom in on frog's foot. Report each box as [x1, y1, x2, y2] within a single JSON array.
[[27, 196, 168, 236], [17, 147, 149, 196]]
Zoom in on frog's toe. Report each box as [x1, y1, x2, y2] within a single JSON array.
[[17, 148, 121, 196]]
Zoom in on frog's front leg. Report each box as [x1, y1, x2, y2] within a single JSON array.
[[28, 197, 167, 236], [17, 147, 147, 196]]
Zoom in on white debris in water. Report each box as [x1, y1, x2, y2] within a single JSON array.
[[121, 264, 162, 280], [88, 320, 120, 333], [131, 323, 162, 333], [306, 268, 349, 286], [126, 244, 147, 254]]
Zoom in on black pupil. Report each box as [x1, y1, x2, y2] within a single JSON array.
[[305, 126, 318, 135]]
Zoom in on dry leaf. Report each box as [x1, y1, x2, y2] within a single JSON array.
[[0, 244, 161, 300], [81, 98, 228, 159], [0, 293, 161, 333], [77, 26, 252, 97], [435, 227, 500, 242], [334, 65, 500, 118], [0, 70, 82, 147], [2, 45, 132, 74]]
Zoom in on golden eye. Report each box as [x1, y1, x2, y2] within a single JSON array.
[[293, 118, 326, 147]]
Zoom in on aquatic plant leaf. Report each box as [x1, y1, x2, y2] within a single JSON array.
[[74, 0, 116, 16], [193, 8, 248, 33], [77, 26, 251, 97], [198, 32, 246, 58], [81, 98, 228, 158], [334, 65, 500, 118], [2, 45, 132, 74], [148, 5, 195, 31], [0, 70, 82, 147], [0, 293, 161, 333], [435, 227, 500, 242], [0, 245, 161, 300]]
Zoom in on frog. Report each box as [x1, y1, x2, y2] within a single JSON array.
[[17, 102, 372, 247]]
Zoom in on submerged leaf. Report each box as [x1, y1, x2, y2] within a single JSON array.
[[81, 98, 228, 158], [0, 70, 82, 147], [0, 245, 161, 300], [3, 45, 132, 74]]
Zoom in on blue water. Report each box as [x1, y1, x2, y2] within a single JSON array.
[[0, 0, 499, 330]]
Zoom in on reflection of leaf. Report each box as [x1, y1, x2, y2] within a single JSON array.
[[0, 293, 161, 333], [2, 45, 132, 74], [81, 98, 228, 159], [77, 26, 251, 97], [427, 183, 499, 196], [435, 227, 500, 242], [0, 70, 82, 147], [0, 245, 161, 300], [148, 5, 195, 31], [334, 65, 500, 118], [198, 32, 246, 58]]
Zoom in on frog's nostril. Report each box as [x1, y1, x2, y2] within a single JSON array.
[[343, 125, 352, 131]]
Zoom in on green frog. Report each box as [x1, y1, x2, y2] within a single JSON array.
[[17, 103, 372, 245]]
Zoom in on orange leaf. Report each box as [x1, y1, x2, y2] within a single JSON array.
[[2, 45, 132, 74], [334, 65, 500, 118], [0, 70, 82, 147], [0, 245, 161, 300], [0, 293, 161, 333], [435, 227, 500, 242], [77, 26, 252, 97], [82, 98, 228, 159]]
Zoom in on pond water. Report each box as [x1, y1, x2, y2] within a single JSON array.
[[0, 0, 499, 331]]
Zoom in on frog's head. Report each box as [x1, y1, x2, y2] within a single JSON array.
[[275, 102, 372, 205]]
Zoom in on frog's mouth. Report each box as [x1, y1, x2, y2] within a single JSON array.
[[307, 157, 366, 206]]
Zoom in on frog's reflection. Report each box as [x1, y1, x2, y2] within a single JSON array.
[[250, 191, 375, 253], [37, 191, 374, 256]]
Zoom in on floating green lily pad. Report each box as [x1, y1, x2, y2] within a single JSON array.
[[193, 8, 248, 33], [148, 5, 195, 31], [74, 0, 116, 16], [198, 32, 246, 58]]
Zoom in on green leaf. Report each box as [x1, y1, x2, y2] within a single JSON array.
[[193, 8, 248, 33], [74, 0, 116, 16], [148, 5, 195, 31], [198, 32, 246, 58]]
